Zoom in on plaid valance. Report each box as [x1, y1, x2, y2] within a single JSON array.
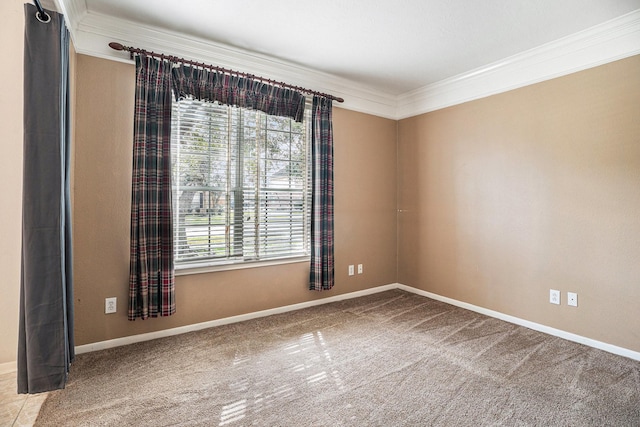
[[171, 64, 306, 122]]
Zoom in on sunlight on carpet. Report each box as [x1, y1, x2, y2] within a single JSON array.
[[35, 290, 640, 426]]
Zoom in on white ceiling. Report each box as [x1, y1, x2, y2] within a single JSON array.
[[52, 0, 640, 118]]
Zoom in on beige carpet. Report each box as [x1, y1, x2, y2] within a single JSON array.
[[36, 290, 640, 426]]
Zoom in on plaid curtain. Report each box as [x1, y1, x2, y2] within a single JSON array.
[[129, 54, 175, 320], [309, 96, 335, 291], [171, 65, 305, 122]]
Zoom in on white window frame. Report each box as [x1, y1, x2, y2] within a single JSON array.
[[171, 96, 312, 273]]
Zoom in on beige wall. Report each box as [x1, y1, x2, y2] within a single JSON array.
[[73, 55, 398, 345], [5, 16, 638, 364], [0, 0, 25, 366], [398, 56, 640, 352]]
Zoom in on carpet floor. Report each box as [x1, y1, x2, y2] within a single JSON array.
[[36, 289, 640, 426]]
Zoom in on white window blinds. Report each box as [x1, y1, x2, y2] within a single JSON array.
[[171, 97, 311, 267]]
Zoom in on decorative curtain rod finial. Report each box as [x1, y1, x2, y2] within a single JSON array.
[[109, 42, 125, 51]]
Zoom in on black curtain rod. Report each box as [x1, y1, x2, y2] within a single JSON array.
[[33, 0, 51, 23], [108, 42, 344, 103]]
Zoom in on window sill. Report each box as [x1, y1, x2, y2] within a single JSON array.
[[175, 256, 310, 276]]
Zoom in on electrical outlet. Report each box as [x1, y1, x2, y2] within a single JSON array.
[[549, 289, 560, 305], [567, 292, 578, 307], [357, 264, 363, 274], [105, 297, 117, 314], [348, 265, 354, 276]]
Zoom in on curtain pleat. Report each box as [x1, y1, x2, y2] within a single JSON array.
[[128, 54, 175, 320], [171, 65, 305, 122], [18, 4, 74, 394], [129, 53, 332, 305], [309, 96, 335, 291]]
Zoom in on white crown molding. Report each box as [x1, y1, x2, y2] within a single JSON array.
[[69, 10, 399, 119], [396, 9, 640, 119], [54, 0, 86, 38], [59, 1, 639, 120]]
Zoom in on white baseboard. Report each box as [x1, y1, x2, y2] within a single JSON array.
[[396, 284, 640, 362], [5, 282, 638, 371], [76, 284, 398, 354], [0, 361, 16, 375]]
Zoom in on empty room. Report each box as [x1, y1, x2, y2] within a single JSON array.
[[2, 0, 640, 425]]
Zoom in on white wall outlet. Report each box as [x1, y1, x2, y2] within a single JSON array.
[[549, 289, 560, 305], [348, 265, 354, 276], [567, 292, 578, 307], [105, 297, 117, 314], [357, 264, 363, 274]]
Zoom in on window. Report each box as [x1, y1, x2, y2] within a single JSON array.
[[171, 96, 311, 268]]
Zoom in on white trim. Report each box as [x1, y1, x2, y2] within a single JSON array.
[[0, 361, 16, 375], [69, 10, 399, 120], [396, 284, 640, 362], [175, 256, 309, 276], [75, 284, 398, 354], [53, 0, 87, 45], [58, 1, 640, 120], [6, 282, 638, 371], [76, 283, 640, 362], [396, 9, 640, 119]]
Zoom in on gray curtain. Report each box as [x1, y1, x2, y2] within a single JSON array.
[[18, 4, 74, 394]]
